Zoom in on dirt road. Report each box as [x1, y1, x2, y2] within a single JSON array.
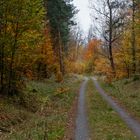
[[75, 77, 89, 140]]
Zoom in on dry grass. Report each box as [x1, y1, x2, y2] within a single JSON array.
[[0, 74, 82, 140]]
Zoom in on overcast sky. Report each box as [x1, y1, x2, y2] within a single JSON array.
[[73, 0, 91, 33]]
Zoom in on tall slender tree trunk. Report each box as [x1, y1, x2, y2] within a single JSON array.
[[0, 18, 8, 94], [8, 22, 19, 94], [132, 0, 136, 74], [58, 30, 64, 75], [0, 45, 4, 93], [108, 0, 116, 76]]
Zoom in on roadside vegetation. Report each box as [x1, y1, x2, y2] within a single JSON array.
[[86, 80, 137, 140], [100, 77, 140, 121], [0, 74, 82, 140]]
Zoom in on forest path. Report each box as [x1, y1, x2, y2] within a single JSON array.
[[75, 77, 89, 140], [92, 77, 140, 140]]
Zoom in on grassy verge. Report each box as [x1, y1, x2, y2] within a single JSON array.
[[86, 80, 137, 140], [0, 74, 83, 140], [100, 78, 140, 120]]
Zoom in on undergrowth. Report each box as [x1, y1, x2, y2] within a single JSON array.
[[100, 78, 140, 120], [0, 74, 83, 140]]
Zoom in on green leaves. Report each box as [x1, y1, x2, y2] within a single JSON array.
[[46, 0, 76, 46]]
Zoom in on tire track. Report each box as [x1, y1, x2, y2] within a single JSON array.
[[92, 77, 140, 140], [75, 77, 89, 140]]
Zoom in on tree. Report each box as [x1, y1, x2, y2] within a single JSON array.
[[90, 0, 126, 76], [84, 39, 101, 73], [34, 27, 56, 79], [65, 25, 86, 74], [87, 25, 96, 42], [131, 0, 137, 74], [0, 0, 45, 95], [69, 25, 84, 60], [45, 0, 76, 74]]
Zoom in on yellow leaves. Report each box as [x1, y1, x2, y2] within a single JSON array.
[[40, 29, 56, 67], [94, 57, 115, 82], [66, 60, 86, 74]]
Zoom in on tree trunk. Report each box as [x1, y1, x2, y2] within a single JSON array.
[[8, 22, 19, 95], [108, 0, 116, 76], [131, 0, 136, 74], [0, 17, 8, 94], [58, 30, 64, 75], [0, 45, 4, 93]]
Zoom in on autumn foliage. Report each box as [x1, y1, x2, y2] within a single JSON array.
[[0, 0, 140, 95], [0, 0, 76, 95]]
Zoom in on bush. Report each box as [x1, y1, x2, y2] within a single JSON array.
[[133, 74, 140, 81]]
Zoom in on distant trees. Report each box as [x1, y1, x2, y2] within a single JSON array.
[[84, 39, 101, 73], [90, 0, 126, 76], [87, 25, 96, 42], [69, 25, 84, 60], [65, 25, 86, 74], [88, 0, 140, 80]]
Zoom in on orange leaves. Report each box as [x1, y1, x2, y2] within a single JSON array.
[[41, 28, 55, 66], [83, 39, 101, 73], [84, 39, 101, 61]]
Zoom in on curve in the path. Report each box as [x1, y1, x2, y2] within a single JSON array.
[[92, 77, 140, 140], [75, 77, 89, 140]]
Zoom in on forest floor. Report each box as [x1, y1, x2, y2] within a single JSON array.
[[1, 75, 140, 140], [0, 74, 83, 140]]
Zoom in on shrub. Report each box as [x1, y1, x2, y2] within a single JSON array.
[[133, 74, 140, 81]]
